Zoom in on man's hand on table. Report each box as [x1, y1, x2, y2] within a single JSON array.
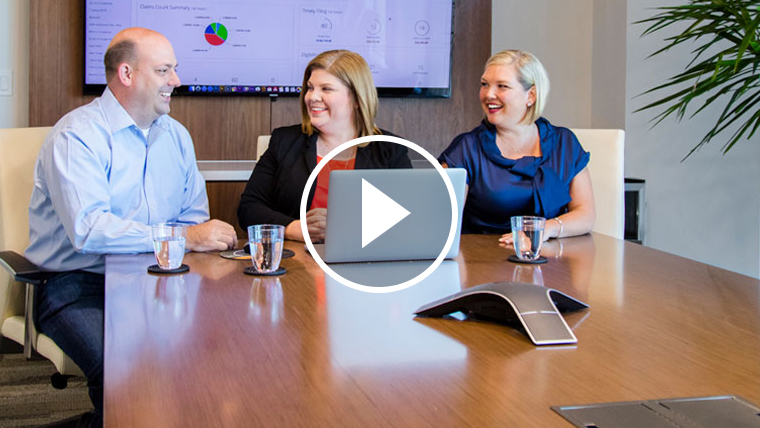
[[186, 219, 237, 252]]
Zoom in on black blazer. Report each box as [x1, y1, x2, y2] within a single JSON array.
[[237, 125, 412, 229]]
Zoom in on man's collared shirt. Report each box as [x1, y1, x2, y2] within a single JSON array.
[[25, 88, 209, 274]]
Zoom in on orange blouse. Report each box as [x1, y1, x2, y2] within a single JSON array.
[[310, 156, 356, 210]]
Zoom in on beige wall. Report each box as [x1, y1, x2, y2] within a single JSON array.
[[491, 0, 626, 129], [591, 0, 626, 129], [492, 0, 594, 128]]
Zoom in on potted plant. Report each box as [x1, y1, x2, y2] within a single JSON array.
[[635, 0, 759, 159]]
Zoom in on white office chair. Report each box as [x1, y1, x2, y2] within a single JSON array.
[[256, 135, 271, 160], [570, 129, 625, 239], [0, 126, 84, 388]]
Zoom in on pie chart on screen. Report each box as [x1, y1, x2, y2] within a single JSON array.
[[204, 23, 228, 46]]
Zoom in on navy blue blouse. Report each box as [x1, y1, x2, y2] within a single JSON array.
[[439, 117, 589, 234]]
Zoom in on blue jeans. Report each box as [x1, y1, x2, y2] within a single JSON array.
[[36, 270, 104, 427]]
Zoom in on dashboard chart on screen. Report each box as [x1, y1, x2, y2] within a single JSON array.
[[84, 0, 454, 97]]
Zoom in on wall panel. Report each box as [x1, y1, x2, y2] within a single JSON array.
[[30, 0, 491, 230], [207, 182, 248, 238]]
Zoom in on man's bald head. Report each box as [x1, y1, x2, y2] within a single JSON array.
[[103, 28, 167, 83], [101, 27, 180, 128]]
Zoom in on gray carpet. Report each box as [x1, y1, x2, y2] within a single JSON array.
[[0, 353, 92, 428]]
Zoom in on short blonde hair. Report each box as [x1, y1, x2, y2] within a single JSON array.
[[300, 50, 381, 137], [485, 49, 549, 124]]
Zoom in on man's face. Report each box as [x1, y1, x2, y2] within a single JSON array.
[[128, 36, 181, 128]]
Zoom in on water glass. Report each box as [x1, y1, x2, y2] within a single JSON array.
[[510, 216, 546, 261], [247, 224, 285, 273], [151, 223, 187, 270]]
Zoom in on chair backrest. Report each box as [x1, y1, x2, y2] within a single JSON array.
[[0, 126, 83, 377], [256, 135, 271, 160], [570, 129, 625, 239], [0, 127, 51, 324]]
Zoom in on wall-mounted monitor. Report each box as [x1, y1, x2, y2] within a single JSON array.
[[84, 0, 454, 97]]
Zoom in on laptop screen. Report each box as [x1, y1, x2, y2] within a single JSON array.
[[316, 168, 466, 263]]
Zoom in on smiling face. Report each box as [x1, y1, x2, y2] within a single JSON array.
[[304, 68, 356, 137], [479, 63, 536, 129], [124, 34, 181, 128]]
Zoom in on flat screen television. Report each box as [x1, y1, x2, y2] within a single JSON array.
[[84, 0, 454, 97]]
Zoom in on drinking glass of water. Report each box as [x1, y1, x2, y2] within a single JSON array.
[[510, 216, 546, 261], [151, 223, 187, 270], [247, 224, 285, 274]]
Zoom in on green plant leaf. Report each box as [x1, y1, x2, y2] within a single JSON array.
[[636, 0, 760, 159], [734, 13, 760, 71]]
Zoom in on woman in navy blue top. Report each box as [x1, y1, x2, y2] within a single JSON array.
[[439, 50, 595, 242]]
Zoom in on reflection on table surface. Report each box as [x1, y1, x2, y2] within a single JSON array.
[[325, 260, 467, 368], [104, 233, 760, 427]]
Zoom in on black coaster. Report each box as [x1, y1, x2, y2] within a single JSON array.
[[244, 266, 287, 276], [508, 255, 548, 264], [148, 264, 190, 274]]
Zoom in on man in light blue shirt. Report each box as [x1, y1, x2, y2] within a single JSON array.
[[25, 27, 236, 426]]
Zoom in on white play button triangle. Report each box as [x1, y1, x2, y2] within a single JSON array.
[[361, 178, 410, 248]]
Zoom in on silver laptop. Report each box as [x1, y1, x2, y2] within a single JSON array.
[[312, 168, 466, 263]]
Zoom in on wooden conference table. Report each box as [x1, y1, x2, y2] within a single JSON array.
[[103, 234, 760, 426]]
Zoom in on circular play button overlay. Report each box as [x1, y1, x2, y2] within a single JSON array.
[[301, 136, 462, 293]]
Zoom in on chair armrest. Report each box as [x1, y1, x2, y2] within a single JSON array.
[[0, 250, 50, 285]]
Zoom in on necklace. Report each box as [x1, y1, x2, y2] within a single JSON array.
[[497, 135, 522, 153], [496, 127, 539, 156], [496, 134, 531, 154]]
